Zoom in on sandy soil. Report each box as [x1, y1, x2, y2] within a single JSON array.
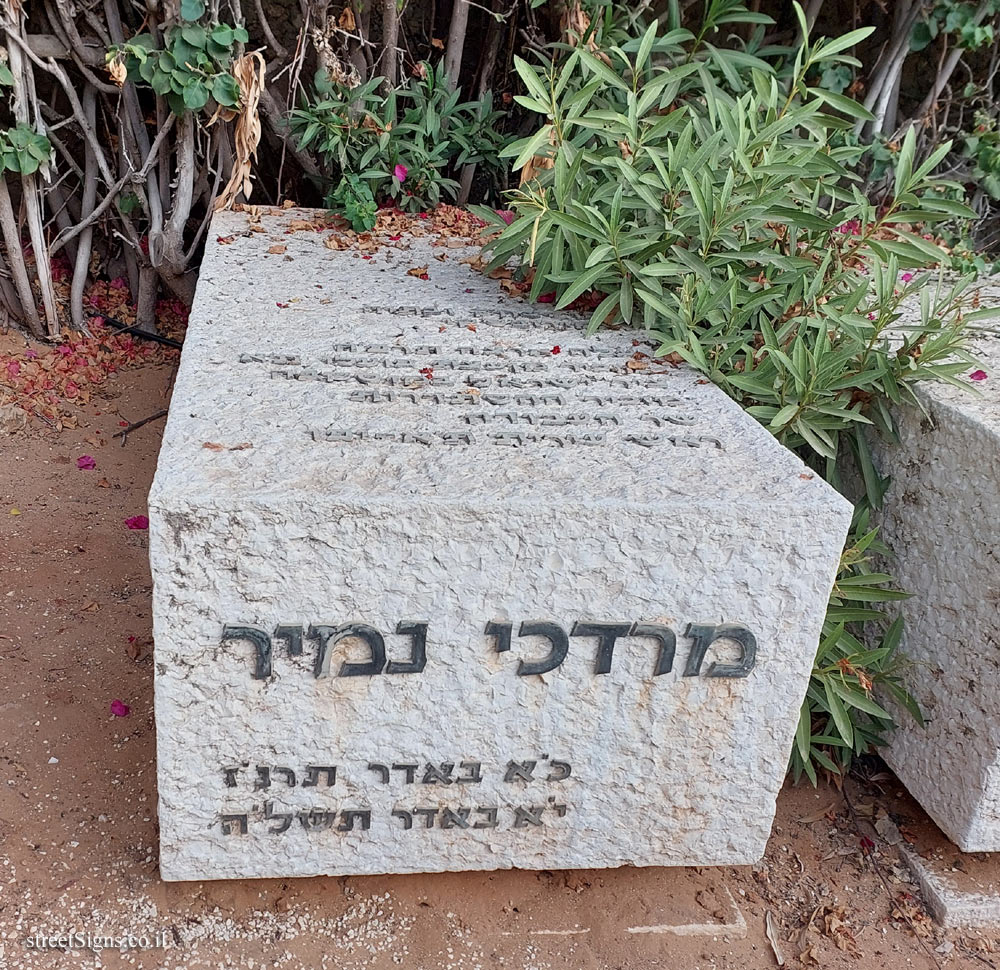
[[2, 349, 999, 970]]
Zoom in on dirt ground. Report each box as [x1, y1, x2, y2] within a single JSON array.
[[2, 346, 1000, 969]]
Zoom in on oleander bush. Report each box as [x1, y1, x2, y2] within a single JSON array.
[[291, 64, 511, 226], [474, 3, 999, 782]]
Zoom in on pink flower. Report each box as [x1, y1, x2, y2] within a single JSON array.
[[394, 163, 407, 183], [6, 360, 20, 379], [25, 349, 38, 359], [901, 272, 914, 283], [496, 210, 515, 226], [109, 276, 128, 291], [110, 699, 130, 717], [76, 455, 96, 470], [56, 344, 73, 357], [418, 212, 429, 220], [538, 292, 556, 304], [970, 369, 988, 382], [124, 514, 149, 530], [551, 345, 561, 355]]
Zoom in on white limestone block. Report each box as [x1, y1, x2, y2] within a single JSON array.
[[870, 290, 1000, 851], [149, 208, 852, 880]]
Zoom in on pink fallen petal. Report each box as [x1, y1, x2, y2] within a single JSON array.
[[110, 699, 130, 717], [25, 349, 38, 359], [496, 210, 515, 226], [900, 272, 914, 283], [537, 292, 556, 303], [970, 369, 989, 382], [76, 455, 97, 470], [6, 360, 20, 378], [394, 163, 408, 183], [124, 514, 149, 530]]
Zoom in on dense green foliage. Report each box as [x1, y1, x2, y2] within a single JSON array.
[[474, 4, 996, 780], [111, 19, 247, 116], [292, 65, 510, 224]]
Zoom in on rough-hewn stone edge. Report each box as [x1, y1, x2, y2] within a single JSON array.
[[900, 846, 1000, 928]]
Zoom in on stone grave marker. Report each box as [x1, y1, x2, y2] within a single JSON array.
[[149, 208, 853, 880], [866, 292, 1000, 852]]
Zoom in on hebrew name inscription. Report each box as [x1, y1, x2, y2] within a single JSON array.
[[220, 619, 757, 681]]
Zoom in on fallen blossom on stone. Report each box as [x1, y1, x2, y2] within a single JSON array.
[[551, 345, 561, 355], [110, 699, 131, 717], [124, 514, 149, 530], [970, 369, 988, 382], [76, 455, 96, 470]]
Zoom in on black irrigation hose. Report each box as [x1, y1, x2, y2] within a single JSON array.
[[87, 313, 184, 350]]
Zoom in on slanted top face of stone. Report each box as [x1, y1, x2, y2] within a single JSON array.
[[898, 279, 999, 432], [152, 208, 840, 511]]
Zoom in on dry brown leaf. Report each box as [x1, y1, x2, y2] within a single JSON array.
[[268, 244, 287, 254], [799, 801, 837, 824], [434, 252, 447, 261], [765, 911, 785, 966], [81, 601, 100, 613], [107, 55, 127, 87], [203, 442, 225, 452], [97, 478, 110, 488], [214, 52, 266, 211], [430, 37, 445, 49], [407, 265, 430, 279], [229, 441, 253, 451], [339, 6, 356, 30]]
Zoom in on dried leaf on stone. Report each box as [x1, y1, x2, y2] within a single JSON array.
[[268, 244, 287, 254], [407, 265, 430, 280], [203, 442, 225, 451]]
